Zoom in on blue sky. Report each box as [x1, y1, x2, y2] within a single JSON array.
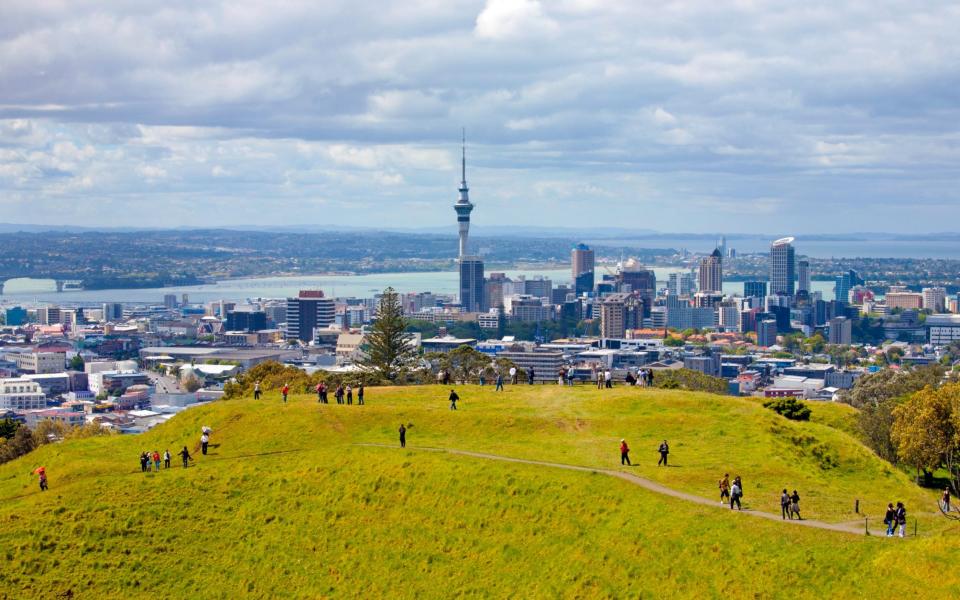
[[1, 0, 958, 232]]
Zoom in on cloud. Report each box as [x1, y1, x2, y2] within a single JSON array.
[[0, 1, 958, 232]]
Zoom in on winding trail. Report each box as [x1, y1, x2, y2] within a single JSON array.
[[356, 443, 876, 536]]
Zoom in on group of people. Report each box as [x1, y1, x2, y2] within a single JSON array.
[[140, 447, 193, 470], [478, 367, 525, 389], [780, 489, 802, 520], [718, 474, 745, 510], [254, 380, 365, 405], [884, 502, 908, 537], [314, 382, 365, 405], [617, 439, 669, 466], [624, 370, 655, 387]]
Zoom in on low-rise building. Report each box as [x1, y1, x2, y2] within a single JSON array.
[[0, 378, 47, 410], [15, 351, 66, 374], [495, 350, 564, 383]]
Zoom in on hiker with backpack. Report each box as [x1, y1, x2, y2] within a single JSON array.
[[719, 474, 730, 505]]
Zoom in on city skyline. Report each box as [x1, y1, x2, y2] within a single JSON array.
[[2, 1, 960, 232]]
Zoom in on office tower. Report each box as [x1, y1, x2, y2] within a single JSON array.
[[459, 257, 485, 313], [163, 294, 178, 309], [743, 281, 768, 300], [36, 306, 61, 325], [769, 237, 795, 296], [524, 277, 552, 301], [834, 269, 863, 304], [668, 272, 695, 297], [599, 293, 641, 339], [828, 316, 852, 345], [483, 273, 510, 310], [181, 294, 190, 306], [226, 309, 267, 332], [797, 260, 810, 294], [757, 319, 778, 347], [618, 258, 656, 316], [922, 287, 947, 313], [552, 285, 573, 305], [285, 290, 335, 342], [572, 243, 595, 296], [4, 306, 27, 326], [102, 302, 123, 322], [698, 249, 723, 293]]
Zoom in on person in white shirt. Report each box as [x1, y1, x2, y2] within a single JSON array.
[[200, 433, 209, 455]]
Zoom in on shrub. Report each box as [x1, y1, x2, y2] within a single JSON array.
[[763, 397, 812, 421]]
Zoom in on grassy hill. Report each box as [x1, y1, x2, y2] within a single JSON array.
[[2, 385, 958, 598]]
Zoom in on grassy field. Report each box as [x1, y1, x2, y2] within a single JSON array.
[[1, 385, 958, 598]]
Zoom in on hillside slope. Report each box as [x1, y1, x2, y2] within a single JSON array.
[[2, 386, 957, 599]]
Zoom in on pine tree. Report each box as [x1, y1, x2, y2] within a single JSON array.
[[362, 287, 416, 380]]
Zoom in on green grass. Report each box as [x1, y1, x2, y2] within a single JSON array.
[[1, 385, 958, 599]]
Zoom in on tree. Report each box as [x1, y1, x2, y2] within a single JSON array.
[[0, 418, 20, 440], [182, 375, 203, 393], [69, 354, 85, 371], [763, 397, 812, 421], [891, 384, 960, 489], [361, 287, 417, 380]]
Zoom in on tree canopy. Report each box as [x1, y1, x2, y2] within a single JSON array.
[[360, 287, 418, 380]]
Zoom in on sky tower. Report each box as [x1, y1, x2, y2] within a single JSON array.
[[454, 129, 474, 257]]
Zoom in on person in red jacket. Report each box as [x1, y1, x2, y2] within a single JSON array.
[[620, 439, 631, 465], [281, 383, 290, 403]]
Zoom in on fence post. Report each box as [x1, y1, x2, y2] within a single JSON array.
[[914, 518, 918, 537], [864, 516, 869, 535], [855, 499, 859, 514]]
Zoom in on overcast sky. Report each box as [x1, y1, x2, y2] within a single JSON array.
[[1, 0, 959, 233]]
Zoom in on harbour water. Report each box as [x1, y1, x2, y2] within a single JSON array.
[[0, 268, 837, 305]]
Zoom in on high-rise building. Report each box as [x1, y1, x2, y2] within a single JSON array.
[[834, 270, 863, 304], [285, 290, 335, 342], [37, 306, 61, 325], [668, 272, 695, 297], [797, 260, 810, 294], [524, 277, 552, 301], [163, 294, 178, 309], [618, 258, 655, 316], [4, 306, 27, 326], [828, 316, 852, 345], [743, 281, 768, 300], [922, 287, 947, 313], [769, 237, 795, 296], [571, 243, 595, 296], [102, 302, 123, 322], [757, 319, 778, 347], [599, 293, 641, 339], [459, 257, 485, 313], [698, 249, 723, 293], [226, 310, 267, 332]]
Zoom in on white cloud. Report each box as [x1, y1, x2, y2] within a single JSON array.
[[475, 0, 558, 40]]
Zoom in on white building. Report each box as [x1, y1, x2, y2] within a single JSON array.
[[926, 314, 960, 346], [0, 378, 47, 410], [15, 352, 66, 375], [922, 287, 947, 313]]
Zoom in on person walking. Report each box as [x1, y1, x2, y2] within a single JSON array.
[[139, 451, 149, 473], [884, 503, 897, 537], [942, 488, 951, 513], [596, 368, 603, 390], [509, 366, 517, 385], [281, 383, 290, 403], [528, 368, 535, 384], [179, 446, 192, 468], [346, 385, 353, 405], [320, 382, 328, 404], [495, 373, 504, 392], [657, 440, 670, 466], [605, 370, 613, 388], [253, 381, 262, 400], [335, 384, 344, 405], [399, 424, 407, 448], [316, 382, 323, 403], [34, 466, 48, 492], [567, 368, 575, 386], [200, 433, 209, 455], [646, 370, 654, 387], [357, 384, 364, 405], [163, 449, 171, 469], [895, 502, 907, 538], [781, 489, 792, 520], [620, 439, 631, 465], [449, 389, 459, 410], [719, 474, 730, 505], [789, 490, 801, 520], [152, 450, 161, 472], [730, 479, 743, 510]]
